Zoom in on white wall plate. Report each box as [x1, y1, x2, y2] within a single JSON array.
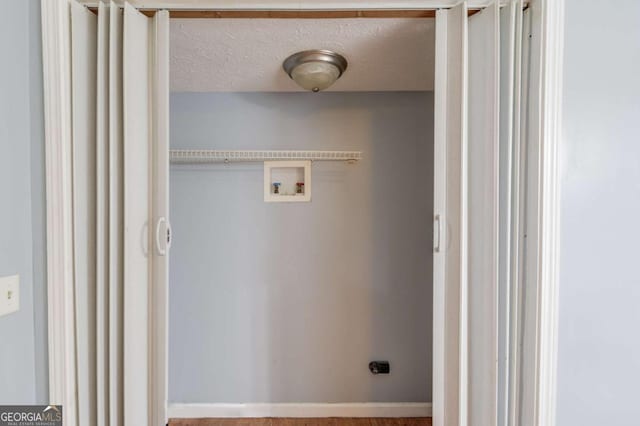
[[0, 275, 20, 317]]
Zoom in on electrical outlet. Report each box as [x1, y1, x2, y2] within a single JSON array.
[[369, 361, 390, 375], [0, 275, 20, 317]]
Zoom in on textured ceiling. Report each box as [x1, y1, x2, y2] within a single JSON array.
[[170, 18, 435, 92]]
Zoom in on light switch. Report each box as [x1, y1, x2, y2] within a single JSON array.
[[0, 275, 20, 317]]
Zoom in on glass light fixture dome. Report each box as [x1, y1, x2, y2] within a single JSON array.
[[283, 50, 348, 92]]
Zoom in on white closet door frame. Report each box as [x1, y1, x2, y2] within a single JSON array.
[[516, 1, 564, 426], [42, 1, 563, 425]]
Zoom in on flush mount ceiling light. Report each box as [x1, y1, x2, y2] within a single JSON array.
[[283, 50, 348, 92]]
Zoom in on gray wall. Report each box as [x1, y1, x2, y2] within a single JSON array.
[[29, 0, 48, 404], [0, 0, 47, 404], [556, 1, 640, 425], [169, 92, 433, 403]]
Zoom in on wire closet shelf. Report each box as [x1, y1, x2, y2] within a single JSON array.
[[170, 149, 363, 164]]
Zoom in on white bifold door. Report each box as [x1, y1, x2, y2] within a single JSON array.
[[69, 2, 170, 425], [433, 1, 523, 426]]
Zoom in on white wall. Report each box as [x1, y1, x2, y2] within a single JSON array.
[[0, 0, 47, 404], [556, 1, 640, 425], [169, 92, 433, 403]]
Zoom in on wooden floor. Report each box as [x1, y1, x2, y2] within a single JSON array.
[[169, 418, 432, 426]]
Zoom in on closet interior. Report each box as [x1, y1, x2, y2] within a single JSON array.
[[167, 16, 436, 409]]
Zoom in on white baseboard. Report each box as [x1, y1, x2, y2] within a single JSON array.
[[168, 402, 432, 418]]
